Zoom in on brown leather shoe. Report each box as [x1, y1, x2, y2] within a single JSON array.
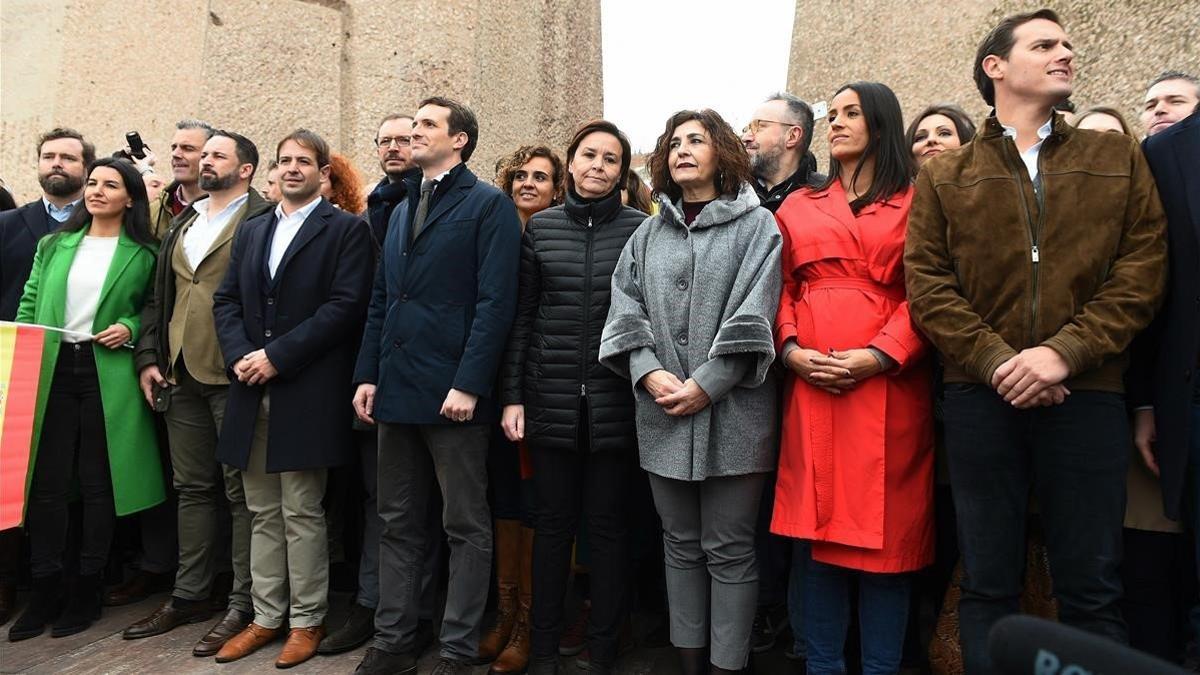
[[103, 570, 173, 607], [214, 621, 281, 663], [275, 625, 325, 669], [194, 608, 254, 657], [123, 599, 211, 639]]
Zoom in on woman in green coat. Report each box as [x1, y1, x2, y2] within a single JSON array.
[[8, 158, 163, 642]]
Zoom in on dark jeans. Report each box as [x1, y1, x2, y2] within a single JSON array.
[[756, 471, 791, 608], [529, 441, 632, 666], [27, 343, 113, 578], [375, 422, 491, 660], [804, 558, 912, 675], [943, 384, 1128, 674], [1121, 528, 1195, 662]]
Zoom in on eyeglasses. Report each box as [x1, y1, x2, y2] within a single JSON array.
[[376, 136, 411, 148], [742, 119, 798, 135]]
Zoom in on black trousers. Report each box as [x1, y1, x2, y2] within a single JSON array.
[[1121, 527, 1196, 662], [27, 343, 113, 579], [943, 384, 1129, 674], [529, 406, 633, 666]]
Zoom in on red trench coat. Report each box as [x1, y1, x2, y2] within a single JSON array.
[[771, 183, 934, 573]]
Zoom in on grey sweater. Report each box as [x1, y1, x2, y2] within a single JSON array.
[[600, 183, 783, 480]]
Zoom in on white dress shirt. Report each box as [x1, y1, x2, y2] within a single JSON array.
[[63, 235, 120, 341], [182, 193, 248, 269], [1001, 117, 1054, 182], [268, 195, 322, 277]]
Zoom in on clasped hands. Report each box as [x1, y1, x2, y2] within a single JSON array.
[[641, 370, 710, 416], [233, 349, 278, 386], [990, 346, 1070, 409], [784, 347, 882, 394]]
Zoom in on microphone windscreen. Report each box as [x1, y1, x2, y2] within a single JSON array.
[[988, 615, 1188, 675]]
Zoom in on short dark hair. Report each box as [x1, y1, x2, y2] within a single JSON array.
[[276, 128, 331, 167], [816, 82, 914, 215], [376, 112, 413, 138], [210, 129, 260, 179], [495, 145, 566, 206], [648, 109, 753, 204], [418, 96, 479, 161], [565, 119, 633, 195], [1147, 69, 1200, 98], [37, 127, 96, 165], [1070, 106, 1134, 136], [974, 8, 1062, 107], [765, 92, 816, 158], [905, 103, 977, 151]]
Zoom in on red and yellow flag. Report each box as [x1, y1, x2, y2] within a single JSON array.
[[0, 323, 46, 529]]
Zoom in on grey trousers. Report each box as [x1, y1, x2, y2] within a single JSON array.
[[375, 422, 491, 660], [240, 392, 329, 629], [649, 472, 766, 671], [165, 369, 251, 613], [355, 429, 445, 614]]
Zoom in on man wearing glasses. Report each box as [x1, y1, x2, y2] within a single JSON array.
[[365, 114, 420, 247], [741, 93, 822, 214]]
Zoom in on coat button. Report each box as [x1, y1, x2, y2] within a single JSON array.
[[676, 278, 688, 290], [265, 329, 272, 338], [678, 333, 688, 345], [267, 298, 275, 305], [192, 277, 200, 284], [400, 294, 408, 302], [393, 339, 402, 348]]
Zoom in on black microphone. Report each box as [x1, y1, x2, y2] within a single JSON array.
[[988, 615, 1188, 675]]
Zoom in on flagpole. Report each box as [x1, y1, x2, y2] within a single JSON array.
[[0, 321, 132, 348]]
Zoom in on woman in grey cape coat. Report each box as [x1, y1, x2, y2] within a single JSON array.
[[599, 109, 782, 674]]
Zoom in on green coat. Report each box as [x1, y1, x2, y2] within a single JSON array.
[[16, 225, 164, 517]]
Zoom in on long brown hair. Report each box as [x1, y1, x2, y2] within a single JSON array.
[[647, 109, 752, 203]]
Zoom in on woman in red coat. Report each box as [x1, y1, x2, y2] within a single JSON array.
[[771, 81, 934, 675]]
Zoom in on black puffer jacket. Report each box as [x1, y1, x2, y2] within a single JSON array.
[[500, 189, 646, 453]]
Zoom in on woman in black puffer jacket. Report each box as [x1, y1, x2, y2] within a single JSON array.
[[499, 120, 647, 675]]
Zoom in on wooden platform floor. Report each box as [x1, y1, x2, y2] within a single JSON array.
[[1, 591, 805, 674]]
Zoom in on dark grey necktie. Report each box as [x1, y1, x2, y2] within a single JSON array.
[[410, 179, 436, 243]]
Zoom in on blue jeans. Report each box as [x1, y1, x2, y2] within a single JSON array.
[[804, 558, 911, 675], [788, 539, 809, 658], [943, 385, 1128, 674]]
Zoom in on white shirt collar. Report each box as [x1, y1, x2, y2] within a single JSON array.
[[193, 192, 249, 219], [274, 194, 323, 222], [1000, 117, 1054, 142], [1001, 117, 1054, 181]]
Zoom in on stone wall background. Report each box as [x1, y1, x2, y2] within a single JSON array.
[[0, 0, 603, 203], [787, 0, 1200, 164]]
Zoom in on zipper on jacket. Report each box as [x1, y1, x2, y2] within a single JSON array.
[[580, 215, 595, 398], [1002, 137, 1042, 346]]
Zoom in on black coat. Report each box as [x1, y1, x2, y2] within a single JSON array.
[[365, 168, 420, 249], [500, 190, 646, 453], [353, 164, 521, 425], [213, 198, 375, 472], [1131, 111, 1200, 520], [0, 200, 56, 320]]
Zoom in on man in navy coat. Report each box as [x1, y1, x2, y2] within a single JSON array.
[[211, 129, 374, 668], [353, 97, 520, 674]]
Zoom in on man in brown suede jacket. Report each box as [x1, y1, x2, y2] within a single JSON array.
[[904, 9, 1167, 674]]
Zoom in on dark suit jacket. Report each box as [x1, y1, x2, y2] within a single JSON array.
[[213, 198, 374, 472], [353, 163, 521, 425], [1132, 111, 1200, 520], [0, 200, 56, 320]]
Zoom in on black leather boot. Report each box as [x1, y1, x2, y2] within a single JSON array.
[[8, 573, 63, 641], [51, 573, 102, 637]]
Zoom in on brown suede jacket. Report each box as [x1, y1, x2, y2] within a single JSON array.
[[905, 113, 1168, 392]]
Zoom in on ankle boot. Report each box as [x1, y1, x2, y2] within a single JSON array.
[[52, 573, 102, 637], [489, 526, 534, 674], [480, 519, 522, 660], [679, 647, 708, 675], [8, 573, 63, 641]]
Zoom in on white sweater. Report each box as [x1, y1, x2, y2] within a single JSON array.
[[63, 235, 119, 342]]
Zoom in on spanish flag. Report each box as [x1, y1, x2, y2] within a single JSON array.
[[0, 323, 46, 529]]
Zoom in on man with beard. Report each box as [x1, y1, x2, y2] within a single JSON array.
[[741, 92, 822, 213], [120, 131, 273, 656], [319, 112, 443, 657], [148, 119, 214, 240], [0, 127, 93, 625], [738, 92, 821, 657]]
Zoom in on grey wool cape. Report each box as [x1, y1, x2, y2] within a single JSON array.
[[599, 182, 783, 481]]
